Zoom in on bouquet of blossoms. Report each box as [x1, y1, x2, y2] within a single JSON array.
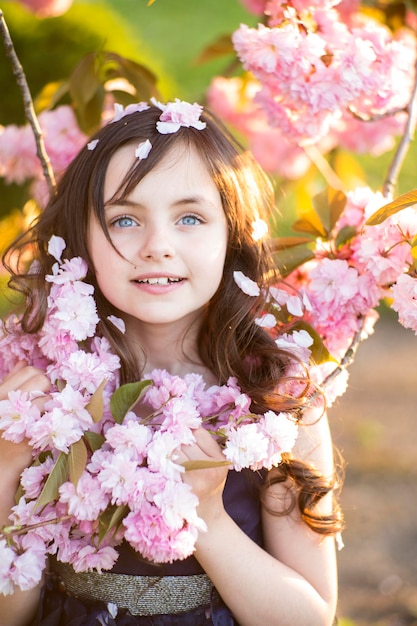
[[0, 236, 299, 595]]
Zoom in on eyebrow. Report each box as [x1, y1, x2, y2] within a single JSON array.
[[105, 195, 215, 209]]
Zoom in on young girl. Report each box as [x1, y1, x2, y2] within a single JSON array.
[[0, 100, 342, 626]]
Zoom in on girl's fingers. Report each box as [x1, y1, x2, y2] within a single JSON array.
[[180, 427, 225, 461], [0, 364, 51, 400]]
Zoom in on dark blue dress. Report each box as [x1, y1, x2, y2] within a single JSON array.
[[34, 470, 264, 626]]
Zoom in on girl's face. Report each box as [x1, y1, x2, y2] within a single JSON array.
[[88, 142, 228, 339]]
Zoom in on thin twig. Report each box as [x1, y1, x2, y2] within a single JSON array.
[[348, 105, 406, 122], [383, 55, 417, 199], [303, 144, 346, 191], [0, 515, 71, 539], [320, 315, 367, 391], [0, 9, 56, 198]]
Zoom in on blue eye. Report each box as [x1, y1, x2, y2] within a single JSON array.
[[179, 215, 202, 226], [113, 216, 137, 228]]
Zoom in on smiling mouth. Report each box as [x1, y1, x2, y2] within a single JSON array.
[[134, 277, 184, 285]]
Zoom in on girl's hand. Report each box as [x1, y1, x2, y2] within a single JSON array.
[[177, 427, 230, 523], [0, 362, 51, 525], [0, 361, 51, 401]]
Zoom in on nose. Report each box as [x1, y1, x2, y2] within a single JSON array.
[[138, 222, 176, 261]]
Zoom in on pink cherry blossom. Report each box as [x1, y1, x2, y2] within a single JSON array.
[[240, 0, 266, 14], [151, 98, 207, 134], [230, 6, 415, 146], [15, 0, 73, 17], [104, 421, 152, 461], [111, 102, 150, 123], [391, 274, 417, 333], [20, 457, 55, 498], [10, 549, 46, 591], [223, 423, 269, 471], [71, 545, 119, 574], [96, 451, 143, 506], [0, 390, 42, 443], [259, 410, 299, 468], [0, 540, 16, 595], [59, 473, 109, 520]]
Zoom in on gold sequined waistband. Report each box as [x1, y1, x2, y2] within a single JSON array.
[[51, 560, 214, 616]]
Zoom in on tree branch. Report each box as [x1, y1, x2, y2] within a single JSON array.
[[320, 315, 368, 392], [383, 55, 417, 199], [0, 9, 56, 198]]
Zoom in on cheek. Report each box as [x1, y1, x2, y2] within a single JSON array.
[[89, 227, 115, 267]]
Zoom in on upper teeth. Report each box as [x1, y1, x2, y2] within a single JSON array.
[[139, 277, 181, 285]]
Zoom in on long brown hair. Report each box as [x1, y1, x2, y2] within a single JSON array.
[[3, 104, 343, 535]]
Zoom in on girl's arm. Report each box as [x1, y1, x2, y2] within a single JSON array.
[[0, 365, 51, 626], [181, 407, 338, 626]]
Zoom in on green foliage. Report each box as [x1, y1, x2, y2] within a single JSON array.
[[85, 379, 107, 423], [98, 0, 258, 101], [98, 504, 129, 543], [0, 1, 154, 124], [110, 379, 152, 424], [34, 452, 69, 510], [69, 438, 88, 487], [0, 0, 170, 216]]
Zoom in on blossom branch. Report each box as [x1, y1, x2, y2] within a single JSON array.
[[320, 316, 367, 391], [0, 10, 57, 198], [348, 105, 406, 122], [0, 515, 71, 540], [383, 55, 417, 199]]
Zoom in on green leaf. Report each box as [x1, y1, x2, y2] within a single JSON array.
[[273, 246, 315, 278], [34, 452, 69, 511], [34, 80, 70, 113], [335, 225, 357, 249], [69, 438, 88, 487], [181, 460, 231, 471], [365, 189, 417, 225], [69, 52, 100, 109], [98, 504, 129, 542], [110, 380, 153, 424], [272, 236, 314, 251], [84, 430, 105, 452], [86, 379, 107, 423], [291, 321, 337, 365], [14, 481, 25, 505], [104, 52, 159, 100], [264, 301, 292, 325], [312, 187, 346, 234], [69, 52, 105, 134]]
